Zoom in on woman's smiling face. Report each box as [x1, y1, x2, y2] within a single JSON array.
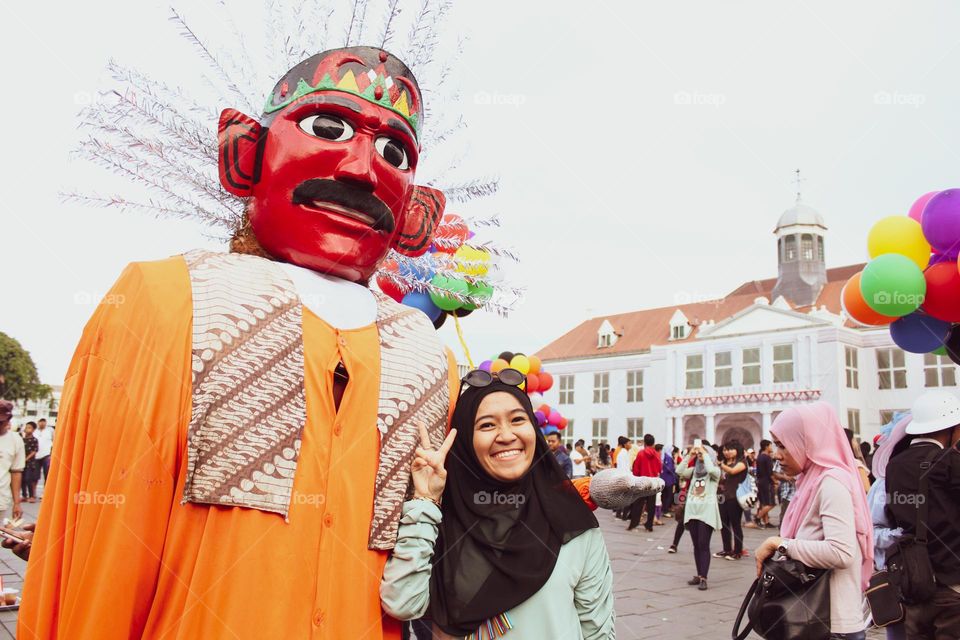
[[472, 392, 537, 482]]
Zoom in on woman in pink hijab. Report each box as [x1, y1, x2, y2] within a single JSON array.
[[755, 402, 874, 640]]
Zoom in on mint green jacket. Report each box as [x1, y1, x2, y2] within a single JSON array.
[[676, 452, 722, 530], [380, 500, 616, 639]]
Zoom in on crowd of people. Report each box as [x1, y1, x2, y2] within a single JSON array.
[[536, 389, 959, 639], [0, 404, 54, 522]]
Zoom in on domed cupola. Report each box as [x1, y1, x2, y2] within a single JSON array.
[[771, 188, 827, 307]]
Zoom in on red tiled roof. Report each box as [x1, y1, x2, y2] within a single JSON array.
[[537, 263, 866, 362]]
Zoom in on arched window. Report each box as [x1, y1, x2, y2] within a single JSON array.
[[817, 236, 825, 262], [801, 234, 814, 260], [784, 235, 797, 262]]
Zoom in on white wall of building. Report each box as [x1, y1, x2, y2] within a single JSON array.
[[542, 309, 956, 451]]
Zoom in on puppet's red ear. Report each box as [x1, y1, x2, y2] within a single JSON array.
[[218, 108, 264, 196], [394, 186, 445, 257]]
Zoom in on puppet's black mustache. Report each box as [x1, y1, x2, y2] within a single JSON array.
[[291, 179, 395, 232]]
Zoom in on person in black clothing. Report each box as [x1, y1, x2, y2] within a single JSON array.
[[754, 439, 775, 528], [885, 390, 960, 639], [715, 440, 747, 560]]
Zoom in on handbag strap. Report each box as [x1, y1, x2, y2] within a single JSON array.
[[731, 578, 759, 640], [915, 453, 933, 545]]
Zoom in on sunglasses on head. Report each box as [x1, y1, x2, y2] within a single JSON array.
[[459, 367, 526, 394]]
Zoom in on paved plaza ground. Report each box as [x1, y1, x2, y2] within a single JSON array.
[[0, 499, 884, 639], [602, 508, 884, 640]]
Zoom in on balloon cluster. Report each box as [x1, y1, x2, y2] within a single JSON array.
[[848, 189, 960, 361], [375, 213, 510, 329], [478, 351, 568, 435]]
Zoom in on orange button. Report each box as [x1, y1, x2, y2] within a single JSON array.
[[334, 423, 342, 436], [313, 609, 325, 626], [324, 513, 334, 528]]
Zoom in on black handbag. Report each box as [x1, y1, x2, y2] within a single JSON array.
[[865, 569, 904, 627], [732, 558, 831, 640], [885, 456, 938, 605]]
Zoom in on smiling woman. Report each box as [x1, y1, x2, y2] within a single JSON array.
[[380, 380, 615, 639]]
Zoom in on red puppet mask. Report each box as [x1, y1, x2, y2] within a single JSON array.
[[218, 47, 444, 282]]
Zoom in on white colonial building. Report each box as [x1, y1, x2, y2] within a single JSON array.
[[537, 201, 956, 451]]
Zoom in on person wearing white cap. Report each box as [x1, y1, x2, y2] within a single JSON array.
[[885, 389, 960, 639]]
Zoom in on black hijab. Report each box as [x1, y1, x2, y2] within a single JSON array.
[[429, 382, 598, 637]]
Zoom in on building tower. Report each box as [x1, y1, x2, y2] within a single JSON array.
[[771, 171, 827, 306]]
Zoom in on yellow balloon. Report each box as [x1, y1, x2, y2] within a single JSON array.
[[454, 245, 490, 277], [510, 354, 531, 375], [867, 216, 930, 270]]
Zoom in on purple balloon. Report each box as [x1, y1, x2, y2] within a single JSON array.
[[479, 359, 493, 372], [889, 311, 951, 354], [929, 251, 959, 266], [921, 189, 960, 254], [534, 410, 546, 426]]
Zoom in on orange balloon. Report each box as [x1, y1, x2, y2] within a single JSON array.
[[842, 272, 897, 326], [490, 358, 509, 373], [528, 355, 542, 374]]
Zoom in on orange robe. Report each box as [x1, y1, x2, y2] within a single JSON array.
[[18, 256, 458, 640]]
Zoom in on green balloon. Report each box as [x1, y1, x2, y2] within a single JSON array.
[[860, 254, 926, 317], [429, 275, 469, 311], [933, 345, 948, 356], [462, 282, 495, 311]]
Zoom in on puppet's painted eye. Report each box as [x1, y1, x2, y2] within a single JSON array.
[[298, 115, 354, 142], [374, 137, 410, 170]]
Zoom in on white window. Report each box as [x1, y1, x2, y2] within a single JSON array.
[[879, 410, 906, 426], [715, 351, 732, 387], [592, 418, 608, 440], [817, 237, 825, 262], [801, 234, 814, 260], [877, 348, 907, 390], [742, 348, 761, 385], [784, 235, 797, 261], [924, 353, 956, 388], [593, 373, 609, 404], [599, 333, 613, 348], [845, 346, 859, 389], [626, 418, 643, 440], [686, 354, 704, 390], [773, 344, 794, 383], [626, 370, 643, 402], [671, 325, 685, 339], [563, 432, 575, 449], [847, 409, 861, 438], [558, 375, 575, 404]]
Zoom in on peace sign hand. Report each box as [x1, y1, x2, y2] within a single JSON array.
[[411, 423, 457, 503]]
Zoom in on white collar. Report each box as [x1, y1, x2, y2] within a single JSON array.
[[911, 438, 945, 449], [277, 262, 377, 330]]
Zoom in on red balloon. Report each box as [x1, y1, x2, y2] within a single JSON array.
[[538, 404, 551, 417], [376, 273, 406, 303], [559, 417, 568, 429], [539, 371, 554, 392], [922, 262, 960, 321], [525, 373, 540, 393]]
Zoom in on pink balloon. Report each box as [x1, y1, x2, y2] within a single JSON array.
[[908, 191, 939, 224], [548, 410, 562, 426]]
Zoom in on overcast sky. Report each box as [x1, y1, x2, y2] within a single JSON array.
[[2, 0, 959, 383]]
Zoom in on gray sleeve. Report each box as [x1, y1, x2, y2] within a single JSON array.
[[380, 500, 442, 620], [575, 529, 616, 639]]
